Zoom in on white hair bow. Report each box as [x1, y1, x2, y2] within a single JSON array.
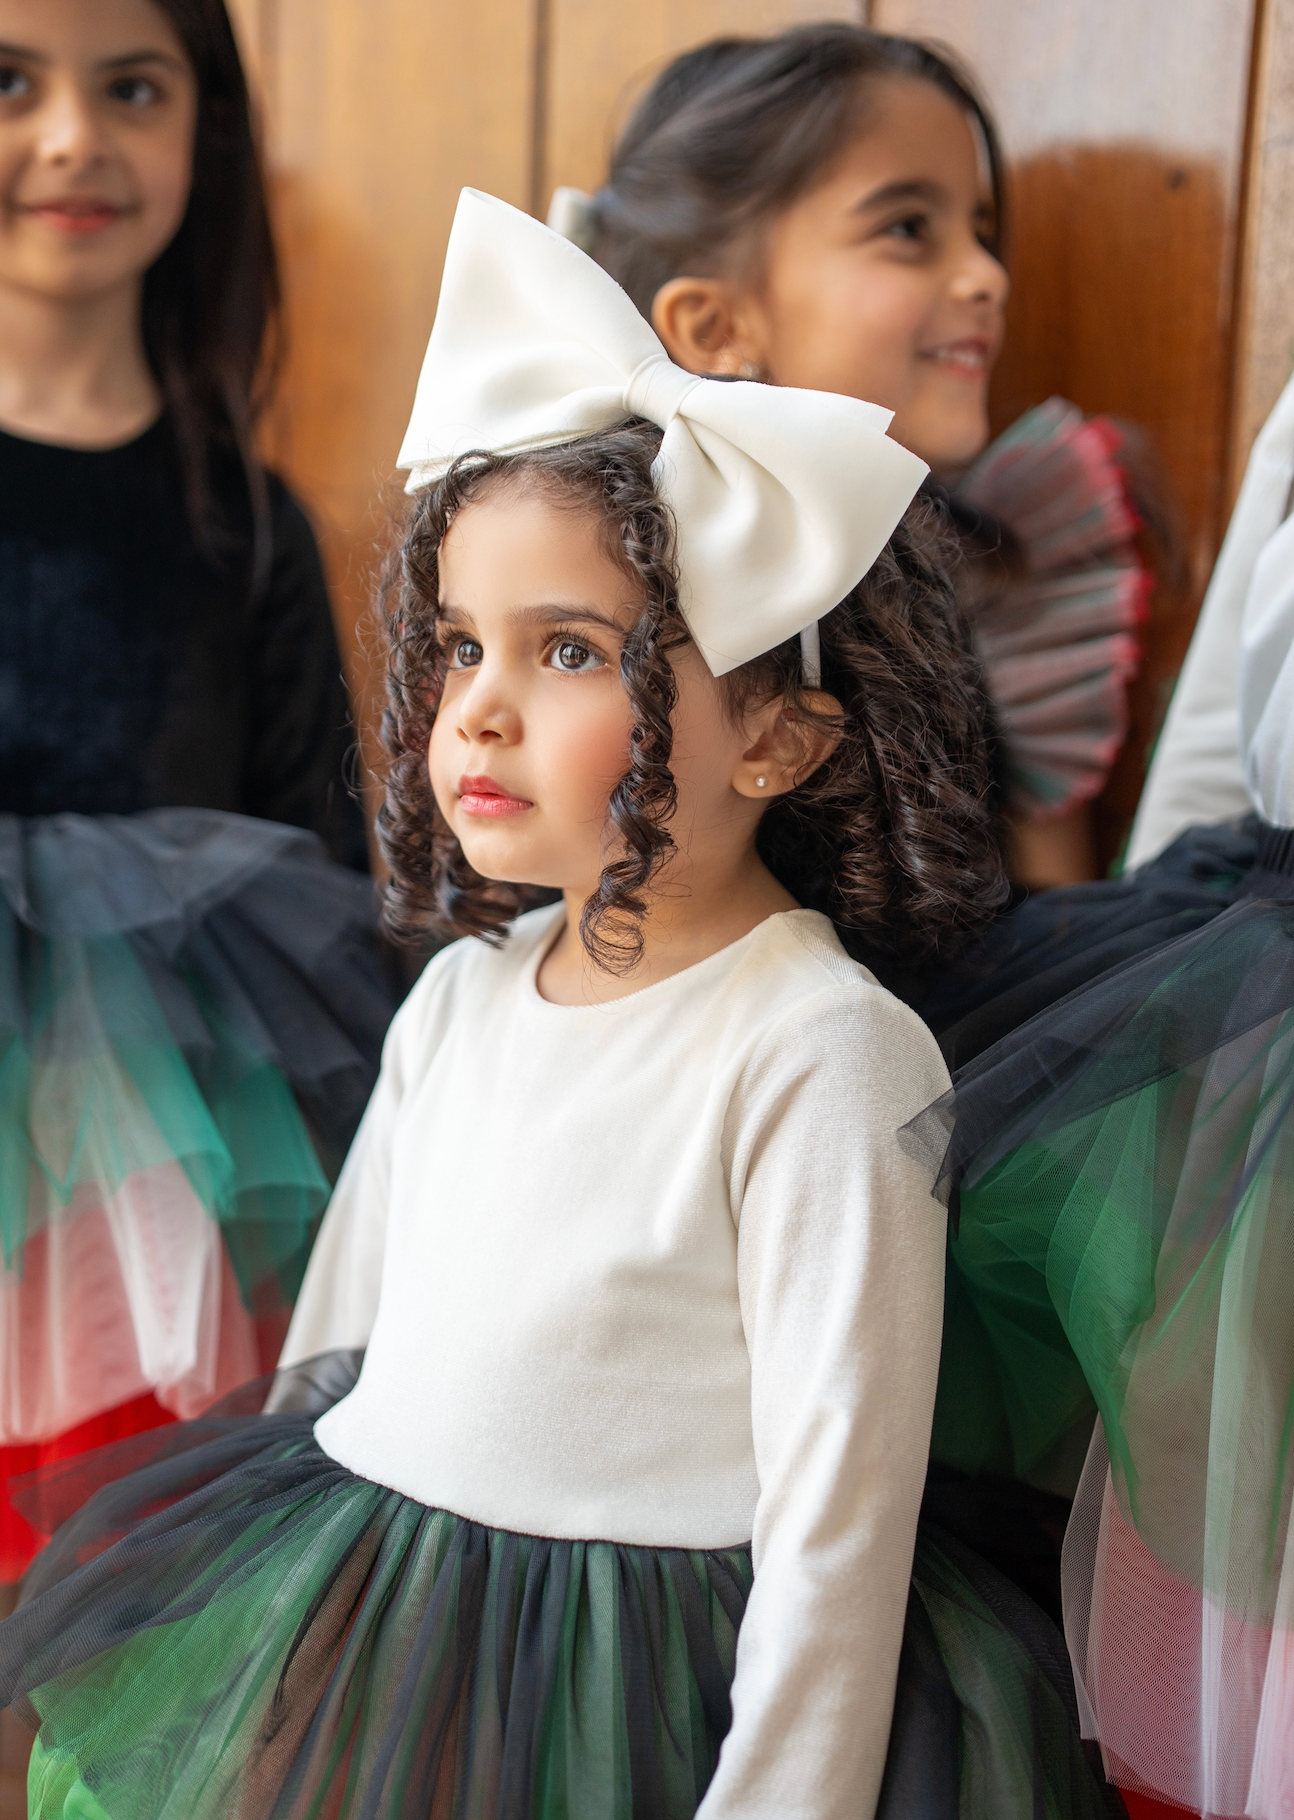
[[398, 189, 928, 679]]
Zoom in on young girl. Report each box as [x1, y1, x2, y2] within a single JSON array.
[[550, 23, 1153, 889], [0, 0, 396, 1590], [0, 191, 1121, 1820]]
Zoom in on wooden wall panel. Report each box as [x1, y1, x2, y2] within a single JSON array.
[[259, 0, 536, 599], [1227, 0, 1294, 504], [540, 0, 862, 210], [872, 0, 1259, 860]]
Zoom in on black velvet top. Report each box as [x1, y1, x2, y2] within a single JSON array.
[[0, 417, 367, 869]]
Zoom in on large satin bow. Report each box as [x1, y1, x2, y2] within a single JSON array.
[[398, 189, 928, 678]]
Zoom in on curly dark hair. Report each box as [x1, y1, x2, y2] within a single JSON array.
[[378, 421, 1006, 971]]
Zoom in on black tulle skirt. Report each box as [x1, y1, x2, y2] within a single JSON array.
[[897, 820, 1257, 1067], [0, 809, 401, 1451], [0, 1355, 1125, 1820], [904, 820, 1294, 1815]]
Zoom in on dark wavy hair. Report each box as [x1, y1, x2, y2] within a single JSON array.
[[144, 0, 281, 581], [378, 422, 1006, 972], [585, 24, 1003, 319]]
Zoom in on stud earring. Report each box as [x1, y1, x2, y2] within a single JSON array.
[[755, 775, 767, 788]]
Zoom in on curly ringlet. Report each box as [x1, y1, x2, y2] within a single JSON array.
[[378, 419, 1006, 972]]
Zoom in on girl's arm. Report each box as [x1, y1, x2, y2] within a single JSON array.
[[701, 986, 948, 1820], [243, 477, 370, 871], [278, 970, 428, 1366]]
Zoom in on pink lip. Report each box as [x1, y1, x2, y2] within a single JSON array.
[[24, 199, 126, 235], [458, 773, 533, 818], [918, 337, 992, 376]]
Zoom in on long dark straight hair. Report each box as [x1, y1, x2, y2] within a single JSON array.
[[143, 0, 280, 583], [589, 25, 1004, 321]]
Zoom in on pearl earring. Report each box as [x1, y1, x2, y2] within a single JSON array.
[[755, 775, 767, 788]]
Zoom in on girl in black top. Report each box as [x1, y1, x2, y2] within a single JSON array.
[[0, 0, 394, 1582]]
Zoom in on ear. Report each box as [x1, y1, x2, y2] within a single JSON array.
[[652, 277, 755, 376], [731, 691, 843, 800]]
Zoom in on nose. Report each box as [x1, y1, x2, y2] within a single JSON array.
[[950, 237, 1010, 309], [453, 662, 521, 747], [35, 78, 113, 173]]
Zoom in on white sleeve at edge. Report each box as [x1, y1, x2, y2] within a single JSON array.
[[278, 987, 418, 1367], [696, 991, 948, 1820], [1126, 373, 1294, 869]]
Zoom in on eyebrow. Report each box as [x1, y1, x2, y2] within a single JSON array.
[[0, 41, 187, 72], [853, 177, 948, 215], [438, 603, 629, 632]]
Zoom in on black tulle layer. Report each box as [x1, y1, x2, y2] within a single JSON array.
[[0, 1357, 1125, 1819], [895, 820, 1258, 1068]]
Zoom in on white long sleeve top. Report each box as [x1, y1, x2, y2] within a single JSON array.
[[1126, 372, 1294, 867], [1239, 509, 1294, 828], [282, 904, 949, 1820]]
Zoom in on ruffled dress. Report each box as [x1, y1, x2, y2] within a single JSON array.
[[0, 421, 400, 1580], [0, 909, 1124, 1819], [953, 397, 1150, 825]]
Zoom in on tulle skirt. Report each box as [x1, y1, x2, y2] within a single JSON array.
[[0, 809, 399, 1573], [898, 820, 1257, 1063], [907, 821, 1294, 1816], [0, 1357, 1124, 1820]]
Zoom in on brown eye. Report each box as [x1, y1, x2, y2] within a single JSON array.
[[549, 640, 602, 673], [0, 66, 30, 98], [450, 638, 483, 669], [107, 75, 159, 106]]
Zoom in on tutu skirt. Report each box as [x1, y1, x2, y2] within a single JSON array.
[[0, 809, 399, 1575], [907, 822, 1294, 1816], [0, 1356, 1124, 1820], [898, 821, 1257, 1064]]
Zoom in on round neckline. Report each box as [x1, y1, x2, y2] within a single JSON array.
[[0, 411, 165, 456], [523, 904, 812, 1013]]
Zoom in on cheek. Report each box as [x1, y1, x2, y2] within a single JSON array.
[[134, 126, 195, 244], [540, 695, 634, 809], [766, 258, 939, 405]]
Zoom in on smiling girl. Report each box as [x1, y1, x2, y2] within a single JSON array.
[[0, 0, 396, 1612], [0, 190, 1121, 1820], [553, 25, 1152, 888]]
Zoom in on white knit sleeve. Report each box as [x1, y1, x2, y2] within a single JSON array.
[[1126, 372, 1294, 868], [278, 952, 450, 1367], [1240, 510, 1294, 828], [696, 987, 948, 1820]]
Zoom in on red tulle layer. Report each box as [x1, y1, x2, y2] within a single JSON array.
[[0, 1311, 289, 1582], [0, 1392, 176, 1582]]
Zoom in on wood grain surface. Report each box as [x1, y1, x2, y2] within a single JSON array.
[[1227, 0, 1294, 506]]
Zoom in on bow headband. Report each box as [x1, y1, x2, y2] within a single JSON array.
[[398, 188, 928, 679]]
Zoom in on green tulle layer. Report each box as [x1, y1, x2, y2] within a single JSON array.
[[5, 1412, 1117, 1820], [22, 1442, 749, 1820], [932, 938, 1294, 1604], [4, 926, 329, 1307]]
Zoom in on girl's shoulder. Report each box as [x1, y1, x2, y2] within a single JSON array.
[[735, 909, 949, 1080], [383, 903, 564, 1051]]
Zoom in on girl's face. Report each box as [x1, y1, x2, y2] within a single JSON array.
[[0, 0, 197, 306], [655, 77, 1009, 476], [429, 487, 768, 901]]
